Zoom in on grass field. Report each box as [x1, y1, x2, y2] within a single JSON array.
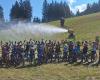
[[1, 12, 100, 41], [0, 13, 100, 80], [0, 63, 100, 80], [50, 12, 100, 41]]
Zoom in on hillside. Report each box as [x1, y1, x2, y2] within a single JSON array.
[[0, 13, 100, 80], [50, 12, 100, 41], [0, 13, 100, 41]]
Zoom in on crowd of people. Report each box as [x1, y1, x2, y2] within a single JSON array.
[[0, 39, 99, 67]]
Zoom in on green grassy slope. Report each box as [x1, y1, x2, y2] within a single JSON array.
[[0, 12, 100, 41], [50, 12, 100, 41], [0, 13, 100, 80]]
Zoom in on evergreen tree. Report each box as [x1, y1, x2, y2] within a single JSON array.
[[23, 0, 32, 21], [18, 0, 24, 20], [10, 0, 32, 21], [70, 11, 75, 17], [80, 1, 100, 16], [91, 3, 99, 13], [76, 9, 80, 16], [33, 17, 40, 23], [42, 0, 71, 22], [85, 4, 92, 14], [63, 2, 71, 18], [98, 0, 100, 11], [42, 0, 48, 22], [10, 1, 20, 20], [0, 6, 4, 22]]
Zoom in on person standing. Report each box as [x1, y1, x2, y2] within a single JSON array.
[[60, 17, 65, 27]]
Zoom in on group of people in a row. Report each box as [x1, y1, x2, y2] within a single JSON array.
[[0, 39, 99, 67]]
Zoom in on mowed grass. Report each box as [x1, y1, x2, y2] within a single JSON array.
[[0, 63, 100, 80], [50, 12, 100, 41]]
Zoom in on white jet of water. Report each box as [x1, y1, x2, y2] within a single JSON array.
[[12, 22, 68, 33], [0, 22, 68, 40]]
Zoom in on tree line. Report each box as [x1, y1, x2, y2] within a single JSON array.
[[0, 0, 100, 22], [10, 0, 32, 22], [77, 0, 100, 16], [42, 0, 73, 22]]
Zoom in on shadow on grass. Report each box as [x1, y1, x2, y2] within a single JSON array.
[[16, 64, 39, 69], [63, 61, 100, 67]]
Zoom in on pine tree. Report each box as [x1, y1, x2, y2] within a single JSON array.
[[98, 0, 100, 11], [42, 1, 72, 22], [76, 9, 80, 16], [42, 0, 48, 22], [81, 1, 100, 16], [10, 1, 20, 20], [23, 0, 32, 21], [86, 4, 91, 14], [0, 6, 4, 22], [18, 0, 25, 20], [10, 0, 32, 21], [63, 2, 71, 18], [70, 11, 74, 17], [91, 3, 99, 13], [33, 17, 40, 23]]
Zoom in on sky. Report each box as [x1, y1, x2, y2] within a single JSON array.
[[0, 0, 99, 20]]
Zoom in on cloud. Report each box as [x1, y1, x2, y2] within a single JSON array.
[[75, 4, 87, 12], [70, 4, 87, 13], [67, 0, 76, 5], [67, 0, 87, 14]]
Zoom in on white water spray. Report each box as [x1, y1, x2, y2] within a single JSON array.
[[0, 22, 68, 41]]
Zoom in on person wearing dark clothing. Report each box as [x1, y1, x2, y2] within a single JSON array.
[[55, 42, 61, 62], [60, 17, 65, 27], [81, 42, 88, 63], [25, 42, 30, 61], [68, 42, 73, 63]]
